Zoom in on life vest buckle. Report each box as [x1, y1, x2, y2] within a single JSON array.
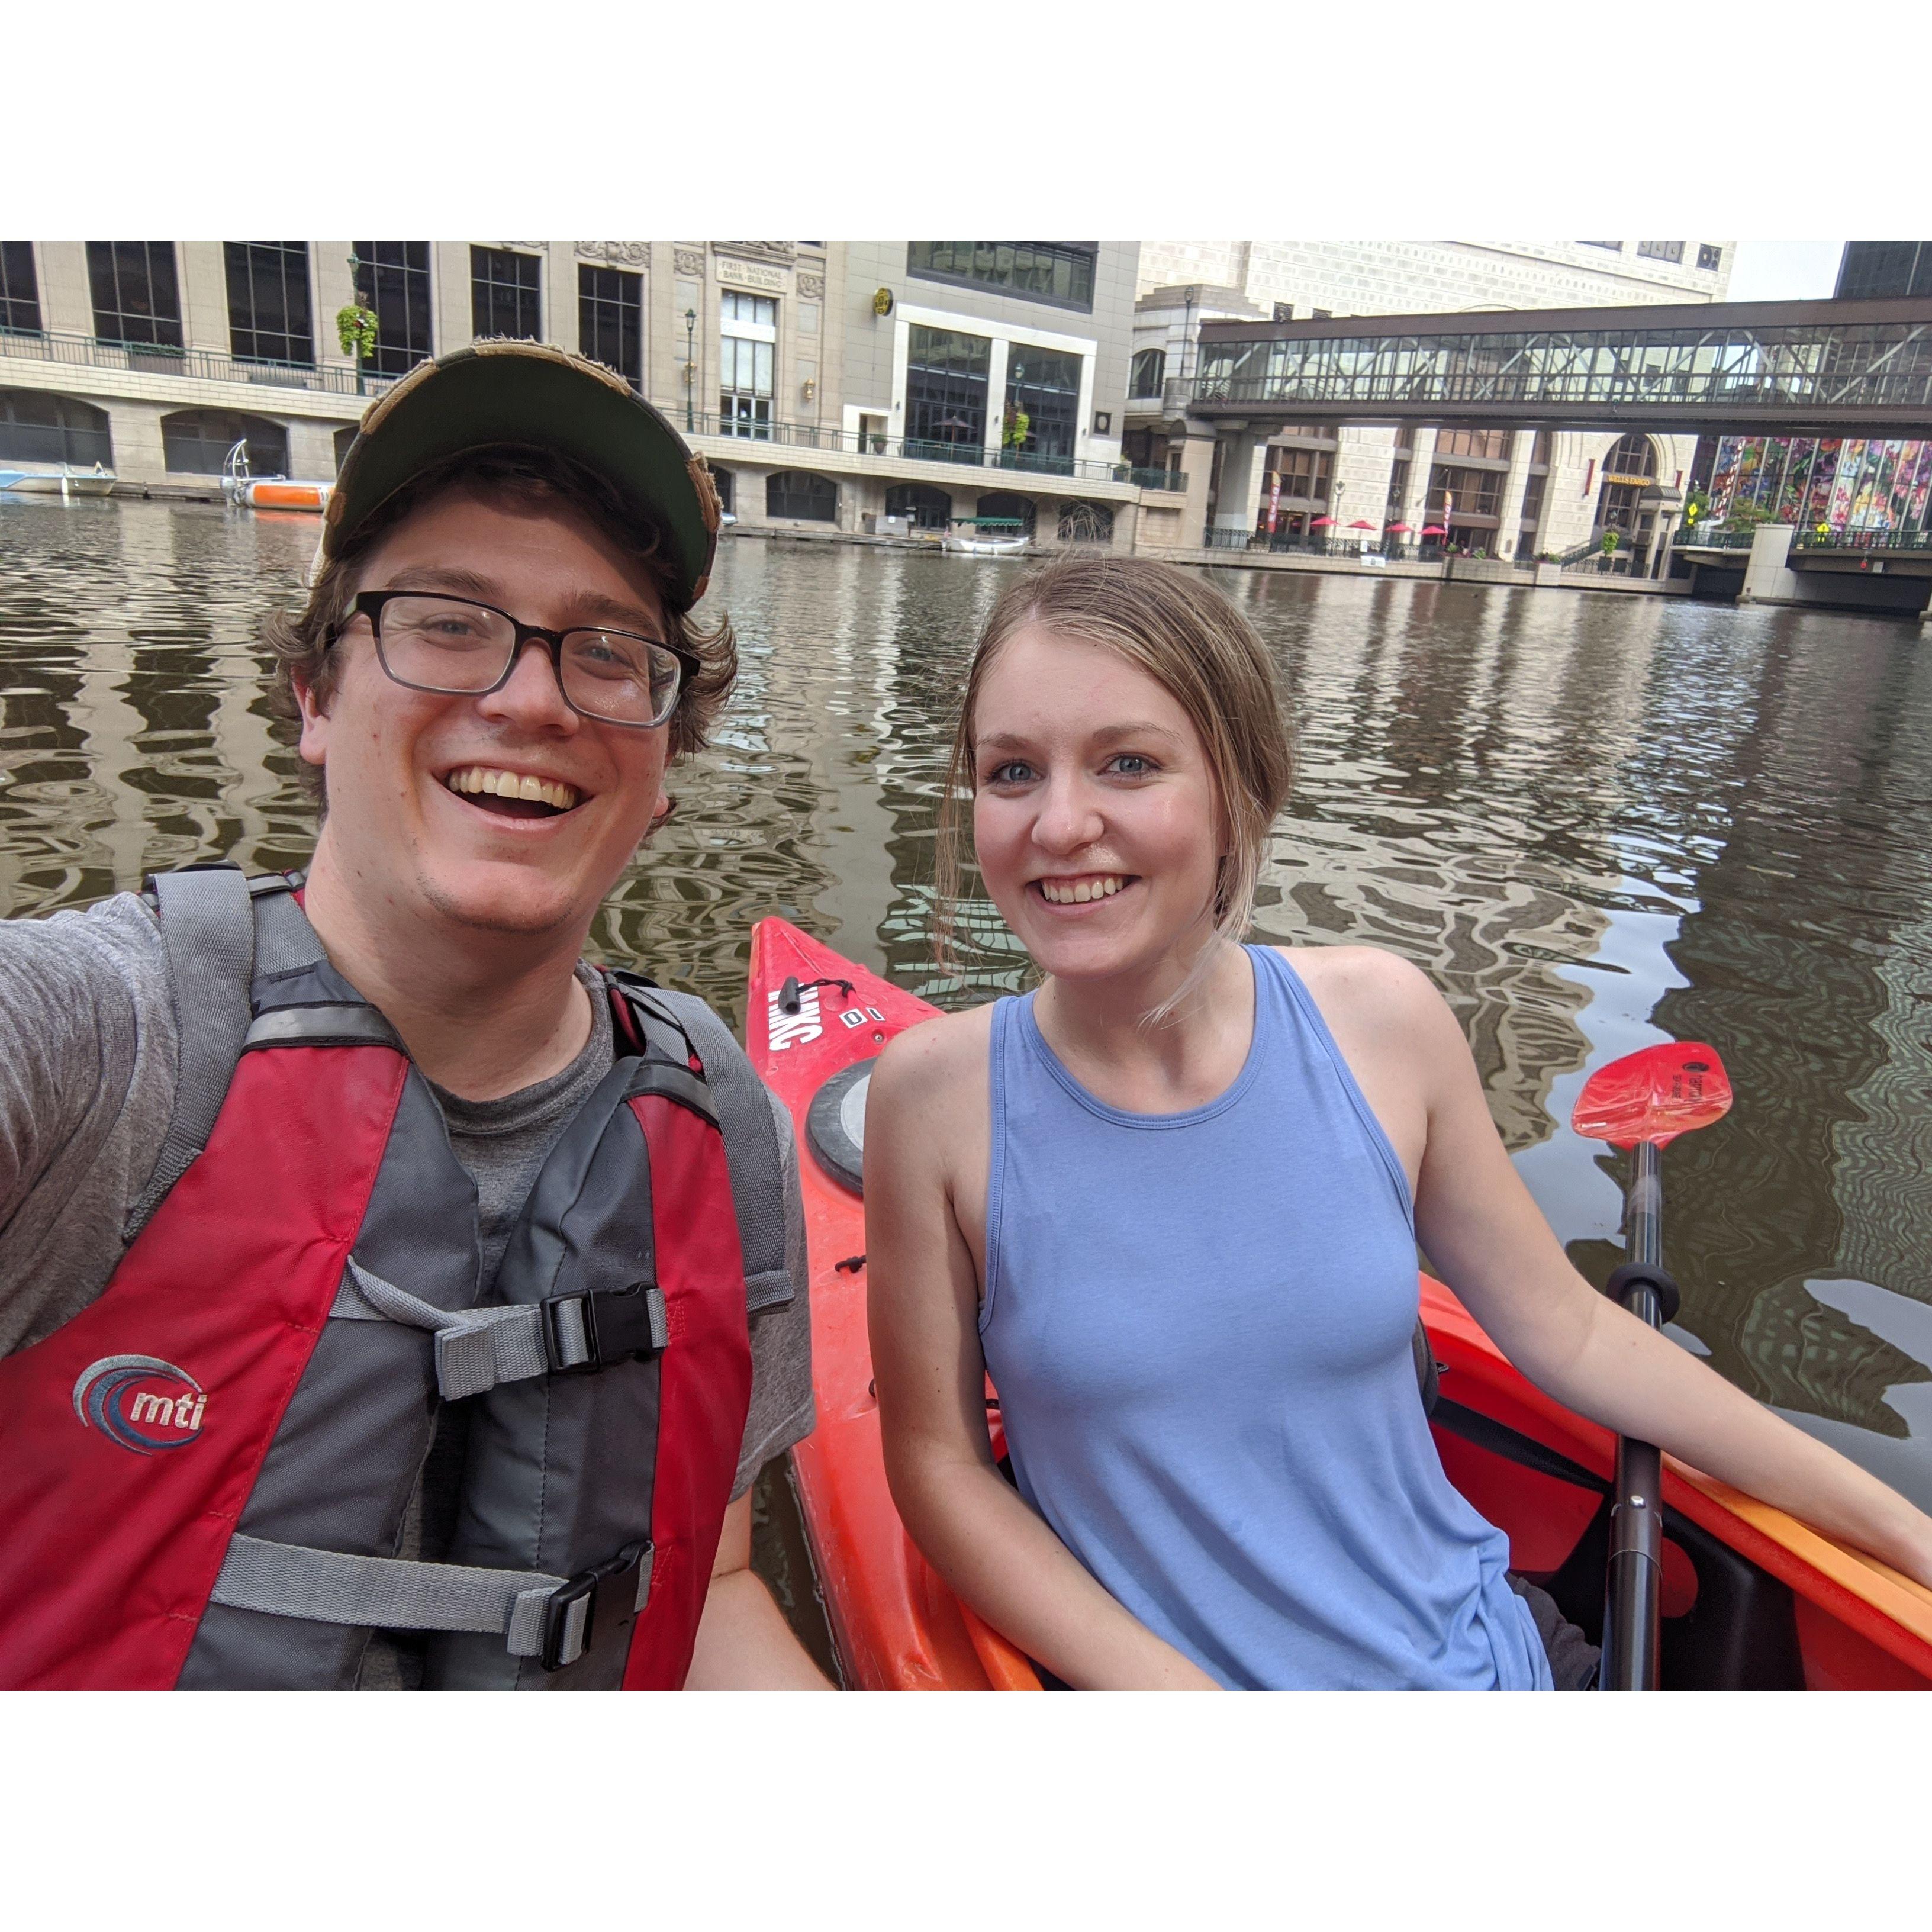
[[540, 1282, 667, 1374], [540, 1540, 653, 1671]]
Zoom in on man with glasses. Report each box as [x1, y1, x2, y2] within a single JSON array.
[[0, 344, 829, 1689]]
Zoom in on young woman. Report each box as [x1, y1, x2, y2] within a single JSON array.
[[864, 553, 1932, 1690]]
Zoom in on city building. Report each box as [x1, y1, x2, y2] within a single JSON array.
[[1834, 242, 1932, 301], [0, 239, 1182, 550], [1124, 242, 1733, 564]]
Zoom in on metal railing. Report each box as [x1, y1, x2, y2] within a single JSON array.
[[1678, 525, 1932, 553], [0, 327, 395, 400], [687, 411, 1186, 489]]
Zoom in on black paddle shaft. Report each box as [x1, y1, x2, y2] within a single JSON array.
[[1602, 1139, 1666, 1690]]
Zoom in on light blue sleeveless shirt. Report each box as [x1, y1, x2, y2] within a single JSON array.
[[980, 946, 1550, 1689]]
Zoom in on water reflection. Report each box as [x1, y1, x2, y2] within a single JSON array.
[[2, 497, 1928, 1509]]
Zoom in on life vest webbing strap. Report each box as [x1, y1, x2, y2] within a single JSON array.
[[209, 1533, 653, 1668], [332, 1260, 668, 1399], [124, 865, 256, 1242], [643, 988, 795, 1312]]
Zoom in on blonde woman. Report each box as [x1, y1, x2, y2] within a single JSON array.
[[864, 554, 1932, 1690]]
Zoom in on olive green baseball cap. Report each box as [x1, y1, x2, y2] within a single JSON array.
[[323, 341, 722, 608]]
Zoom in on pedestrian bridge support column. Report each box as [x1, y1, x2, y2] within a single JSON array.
[[1738, 523, 1797, 605], [1213, 426, 1270, 536], [1178, 421, 1219, 545]]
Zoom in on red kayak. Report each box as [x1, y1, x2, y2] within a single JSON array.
[[748, 916, 1932, 1689]]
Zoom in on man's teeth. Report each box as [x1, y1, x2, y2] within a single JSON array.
[[1039, 876, 1126, 904], [446, 767, 579, 810]]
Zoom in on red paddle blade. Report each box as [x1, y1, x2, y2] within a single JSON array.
[[1572, 1042, 1733, 1148]]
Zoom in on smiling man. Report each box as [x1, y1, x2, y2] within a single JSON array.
[[0, 344, 829, 1689]]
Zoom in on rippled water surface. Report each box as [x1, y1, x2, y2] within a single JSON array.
[[4, 497, 1930, 1519]]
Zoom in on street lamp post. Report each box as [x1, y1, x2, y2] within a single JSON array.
[[684, 308, 697, 433]]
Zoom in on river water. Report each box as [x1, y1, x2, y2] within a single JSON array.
[[4, 496, 1929, 1583]]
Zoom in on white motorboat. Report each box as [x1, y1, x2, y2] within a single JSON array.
[[0, 463, 117, 498]]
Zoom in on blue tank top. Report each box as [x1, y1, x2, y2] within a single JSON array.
[[980, 945, 1550, 1689]]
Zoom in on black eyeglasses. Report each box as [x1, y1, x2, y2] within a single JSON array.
[[335, 591, 695, 729]]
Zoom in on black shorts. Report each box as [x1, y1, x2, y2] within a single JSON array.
[[1508, 1574, 1601, 1689]]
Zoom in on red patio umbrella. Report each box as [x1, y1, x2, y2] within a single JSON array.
[[1348, 519, 1376, 529], [1421, 524, 1448, 536], [1310, 515, 1337, 527], [1385, 521, 1413, 534]]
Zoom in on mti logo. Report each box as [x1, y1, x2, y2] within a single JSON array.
[[72, 1355, 208, 1456]]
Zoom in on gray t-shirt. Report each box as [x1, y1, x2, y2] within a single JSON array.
[[0, 893, 816, 1591]]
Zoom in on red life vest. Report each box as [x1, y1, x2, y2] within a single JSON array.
[[0, 877, 759, 1689]]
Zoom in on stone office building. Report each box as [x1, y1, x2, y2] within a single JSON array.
[[1, 238, 1182, 551]]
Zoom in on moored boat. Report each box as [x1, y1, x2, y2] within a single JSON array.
[[0, 463, 116, 498], [748, 916, 1932, 1689]]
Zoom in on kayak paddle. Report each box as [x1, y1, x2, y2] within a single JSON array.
[[1571, 1041, 1734, 1689]]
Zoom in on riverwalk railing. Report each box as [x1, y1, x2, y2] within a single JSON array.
[[688, 411, 1186, 490], [1679, 524, 1932, 553], [0, 327, 395, 400]]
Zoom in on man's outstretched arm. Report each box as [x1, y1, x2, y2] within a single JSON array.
[[684, 1490, 834, 1688]]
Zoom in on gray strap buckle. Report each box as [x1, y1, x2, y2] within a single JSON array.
[[541, 1282, 668, 1375]]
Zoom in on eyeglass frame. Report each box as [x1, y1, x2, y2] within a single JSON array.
[[331, 590, 698, 730]]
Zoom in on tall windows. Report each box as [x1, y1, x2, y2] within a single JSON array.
[[1005, 347, 1081, 470], [225, 243, 314, 367], [1263, 445, 1332, 527], [907, 243, 1096, 313], [1595, 433, 1659, 536], [1, 244, 42, 334], [886, 483, 951, 530], [579, 265, 642, 389], [471, 247, 542, 340], [87, 243, 183, 349], [1636, 242, 1685, 264], [1129, 347, 1165, 398], [352, 244, 433, 375], [719, 290, 775, 437], [161, 409, 288, 476], [0, 390, 112, 467], [905, 326, 990, 461]]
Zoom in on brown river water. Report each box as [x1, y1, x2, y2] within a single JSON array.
[[3, 495, 1929, 1666]]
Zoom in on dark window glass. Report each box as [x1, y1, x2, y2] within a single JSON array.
[[886, 482, 951, 529], [160, 408, 288, 476], [1519, 470, 1547, 529], [578, 264, 642, 389], [1, 243, 43, 334], [767, 471, 836, 521], [1604, 432, 1656, 478], [906, 242, 1096, 313], [1580, 242, 1623, 251], [86, 242, 183, 349], [1129, 347, 1165, 398], [1426, 464, 1503, 520], [975, 490, 1035, 536], [1696, 244, 1722, 273], [1434, 427, 1512, 461], [353, 243, 434, 375], [1636, 242, 1685, 264], [0, 388, 112, 466], [1311, 307, 1332, 319], [1264, 446, 1331, 503], [471, 246, 542, 341], [906, 325, 991, 459], [334, 424, 358, 473], [224, 242, 313, 366], [710, 466, 734, 514], [1834, 242, 1932, 300], [1057, 500, 1115, 543], [1005, 347, 1081, 468], [1273, 301, 1295, 321], [1530, 429, 1553, 466]]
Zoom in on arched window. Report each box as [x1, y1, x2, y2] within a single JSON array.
[[1604, 433, 1657, 479], [161, 409, 288, 477], [710, 466, 734, 515], [976, 491, 1035, 536], [886, 483, 951, 529], [767, 470, 836, 522], [0, 389, 112, 468], [1129, 347, 1166, 399], [1056, 500, 1115, 543]]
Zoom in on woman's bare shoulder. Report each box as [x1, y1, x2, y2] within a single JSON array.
[[871, 1002, 997, 1104], [1267, 943, 1455, 1041]]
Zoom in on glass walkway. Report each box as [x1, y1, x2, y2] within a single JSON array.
[[1189, 298, 1932, 436]]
